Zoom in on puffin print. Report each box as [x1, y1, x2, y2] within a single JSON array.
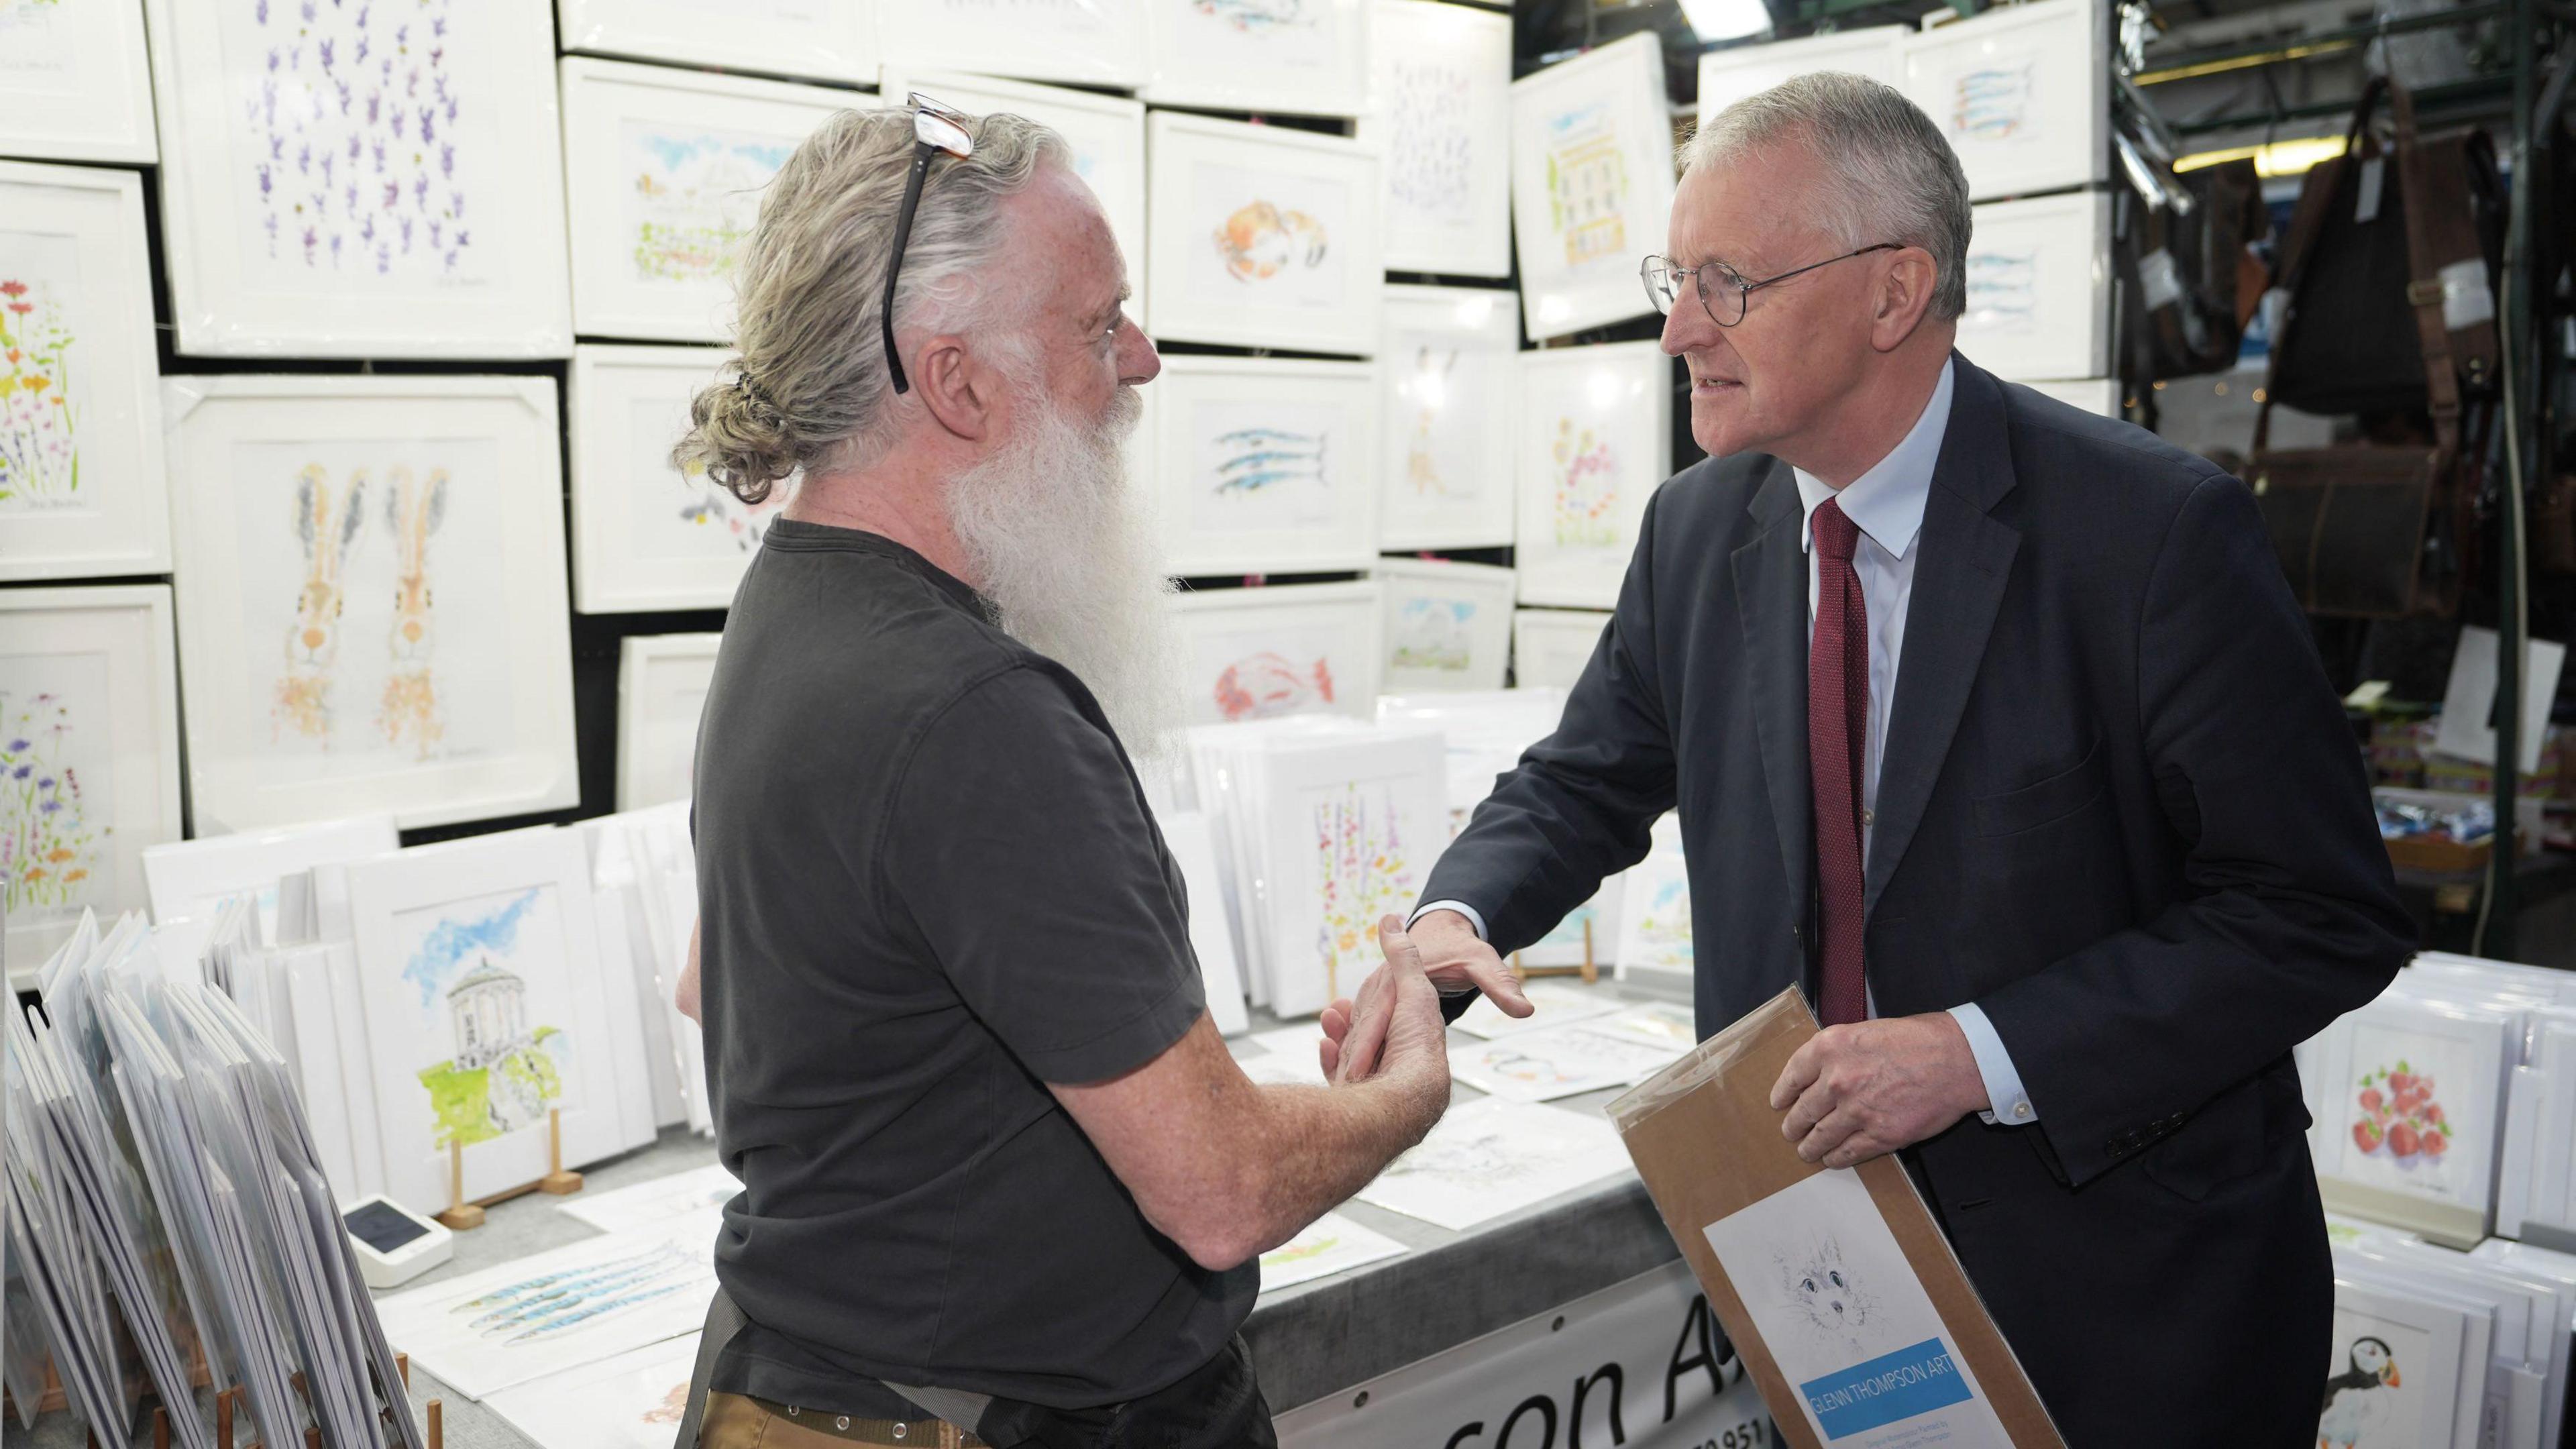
[[1777, 1237, 1875, 1354], [2318, 1336, 2400, 1448]]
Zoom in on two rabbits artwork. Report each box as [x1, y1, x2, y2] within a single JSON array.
[[276, 462, 449, 759]]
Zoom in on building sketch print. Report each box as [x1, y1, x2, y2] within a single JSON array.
[[1963, 251, 2039, 333], [1949, 62, 2037, 142], [242, 0, 483, 282], [626, 127, 794, 284], [0, 684, 106, 913], [1212, 650, 1336, 721], [444, 1241, 698, 1344], [0, 274, 76, 505], [1191, 0, 1311, 31], [276, 464, 369, 744], [1216, 201, 1328, 283], [1211, 425, 1328, 496], [1391, 598, 1475, 673], [1385, 58, 1475, 221], [1309, 781, 1415, 1002], [1550, 419, 1620, 547], [404, 885, 569, 1149], [1542, 102, 1628, 269], [378, 468, 448, 760]]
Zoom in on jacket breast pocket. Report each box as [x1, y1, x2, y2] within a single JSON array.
[[1971, 735, 2108, 838]]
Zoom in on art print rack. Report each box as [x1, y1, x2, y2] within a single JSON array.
[[433, 1106, 587, 1232], [3, 1348, 443, 1449]]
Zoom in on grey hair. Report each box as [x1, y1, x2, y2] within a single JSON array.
[[673, 108, 1070, 504], [1678, 71, 1971, 320]]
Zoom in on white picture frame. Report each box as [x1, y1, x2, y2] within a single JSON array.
[[345, 828, 633, 1210], [616, 633, 720, 814], [555, 0, 875, 86], [1145, 112, 1383, 357], [0, 584, 182, 974], [1957, 191, 2112, 383], [1902, 0, 2109, 204], [1697, 25, 1909, 127], [2306, 991, 2516, 1247], [1150, 354, 1380, 577], [0, 0, 156, 163], [1171, 582, 1381, 727], [141, 0, 573, 358], [1514, 341, 1673, 608], [1144, 0, 1368, 118], [142, 814, 400, 945], [1373, 557, 1514, 694], [1513, 606, 1611, 692], [1509, 33, 1676, 341], [1253, 727, 1446, 1017], [1360, 0, 1512, 278], [1379, 284, 1518, 550], [570, 344, 784, 613], [164, 374, 580, 834], [875, 0, 1146, 90], [2324, 1273, 2476, 1449], [561, 58, 858, 345], [879, 69, 1146, 328], [0, 160, 168, 582], [2024, 377, 2121, 418]]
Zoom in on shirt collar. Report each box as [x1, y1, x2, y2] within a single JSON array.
[[1794, 356, 1955, 561]]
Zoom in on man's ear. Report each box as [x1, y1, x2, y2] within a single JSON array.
[[910, 332, 994, 443], [1869, 246, 1941, 352]]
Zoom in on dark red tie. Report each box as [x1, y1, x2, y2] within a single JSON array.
[[1809, 498, 1870, 1028]]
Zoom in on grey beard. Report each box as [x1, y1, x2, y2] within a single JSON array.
[[945, 386, 1181, 764]]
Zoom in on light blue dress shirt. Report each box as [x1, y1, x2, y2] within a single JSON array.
[[1419, 358, 2038, 1127]]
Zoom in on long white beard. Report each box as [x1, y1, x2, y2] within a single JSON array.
[[947, 386, 1181, 763]]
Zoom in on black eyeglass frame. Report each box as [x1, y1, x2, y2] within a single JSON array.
[[1641, 243, 1905, 327], [881, 93, 977, 396]]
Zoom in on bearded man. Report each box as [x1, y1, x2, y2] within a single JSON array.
[[669, 104, 1454, 1449]]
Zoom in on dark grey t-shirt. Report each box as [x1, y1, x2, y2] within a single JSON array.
[[693, 518, 1252, 1412]]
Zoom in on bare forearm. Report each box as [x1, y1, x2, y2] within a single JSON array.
[[1223, 1077, 1444, 1258]]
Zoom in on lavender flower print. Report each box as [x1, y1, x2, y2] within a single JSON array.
[[0, 689, 108, 914]]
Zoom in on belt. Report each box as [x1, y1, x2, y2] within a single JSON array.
[[706, 1390, 985, 1448]]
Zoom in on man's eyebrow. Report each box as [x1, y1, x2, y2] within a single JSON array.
[[1089, 285, 1130, 327]]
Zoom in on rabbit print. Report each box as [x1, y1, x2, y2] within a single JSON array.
[[275, 464, 369, 743], [379, 466, 449, 760]]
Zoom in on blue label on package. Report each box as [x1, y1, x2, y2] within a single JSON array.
[[1799, 1338, 1975, 1439]]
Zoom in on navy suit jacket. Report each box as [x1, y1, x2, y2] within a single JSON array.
[[1423, 354, 2413, 1445]]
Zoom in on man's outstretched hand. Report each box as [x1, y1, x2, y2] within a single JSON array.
[[1321, 908, 1530, 1082]]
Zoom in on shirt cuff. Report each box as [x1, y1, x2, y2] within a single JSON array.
[[1409, 900, 1488, 997], [1948, 1002, 2037, 1127]]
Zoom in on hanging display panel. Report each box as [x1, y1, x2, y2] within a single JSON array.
[[1511, 606, 1610, 692], [1696, 25, 1908, 127], [875, 0, 1144, 91], [2024, 377, 2121, 418], [1359, 0, 1511, 278], [1373, 557, 1513, 695], [1513, 341, 1671, 609], [0, 584, 182, 974], [616, 633, 720, 813], [1142, 0, 1368, 119], [569, 345, 782, 613], [141, 0, 572, 358], [560, 58, 853, 345], [0, 0, 156, 162], [165, 374, 579, 834], [1508, 33, 1675, 341], [1150, 354, 1379, 577], [1900, 0, 2108, 203], [1378, 284, 1517, 551], [1145, 112, 1383, 357], [555, 0, 875, 86], [1955, 191, 2112, 382], [879, 69, 1146, 328], [1171, 582, 1381, 727], [0, 160, 168, 582]]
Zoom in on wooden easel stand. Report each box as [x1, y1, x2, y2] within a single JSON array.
[[436, 1109, 585, 1230], [1510, 916, 1602, 985]]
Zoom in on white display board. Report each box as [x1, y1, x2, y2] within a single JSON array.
[[1697, 25, 1909, 127], [875, 0, 1146, 90], [1150, 355, 1380, 578], [1514, 341, 1673, 608], [1360, 0, 1513, 278], [1902, 0, 2109, 203], [1378, 284, 1519, 551], [616, 633, 720, 813], [569, 345, 782, 613], [555, 0, 875, 85], [2024, 377, 2121, 418], [1509, 34, 1676, 341], [0, 0, 157, 162], [1955, 191, 2112, 382], [1143, 0, 1369, 118], [1146, 112, 1384, 357]]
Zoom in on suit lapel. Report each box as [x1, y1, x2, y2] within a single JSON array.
[[1731, 460, 1813, 916], [1866, 358, 2023, 915]]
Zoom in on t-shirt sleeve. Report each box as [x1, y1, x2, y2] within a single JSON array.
[[881, 664, 1207, 1084]]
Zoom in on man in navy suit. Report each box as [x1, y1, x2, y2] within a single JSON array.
[[1326, 73, 2412, 1444]]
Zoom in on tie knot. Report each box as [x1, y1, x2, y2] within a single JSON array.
[[1813, 497, 1861, 563]]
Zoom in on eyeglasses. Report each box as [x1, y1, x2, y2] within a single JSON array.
[[1641, 244, 1903, 327], [881, 92, 977, 396]]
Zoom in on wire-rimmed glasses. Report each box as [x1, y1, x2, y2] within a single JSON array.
[[1641, 244, 1904, 327], [881, 93, 977, 396]]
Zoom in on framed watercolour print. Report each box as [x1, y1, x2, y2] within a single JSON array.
[[2025, 377, 2121, 418], [1145, 113, 1383, 357], [2305, 991, 2516, 1248], [556, 0, 875, 86], [570, 345, 782, 612], [0, 160, 168, 582], [1956, 192, 2111, 383], [1509, 34, 1676, 341], [140, 0, 574, 358], [1251, 727, 1446, 1018], [1901, 0, 2108, 204], [1513, 607, 1610, 691], [164, 374, 580, 834], [1171, 582, 1381, 727], [1379, 285, 1517, 551], [561, 58, 853, 344], [875, 0, 1146, 90], [1515, 341, 1673, 608], [2322, 1271, 2477, 1449], [0, 585, 182, 974], [1360, 0, 1511, 278], [1143, 0, 1368, 118], [1150, 355, 1379, 577], [1697, 25, 1909, 127], [616, 633, 720, 812], [879, 69, 1146, 327], [0, 0, 156, 162], [1373, 557, 1513, 694]]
